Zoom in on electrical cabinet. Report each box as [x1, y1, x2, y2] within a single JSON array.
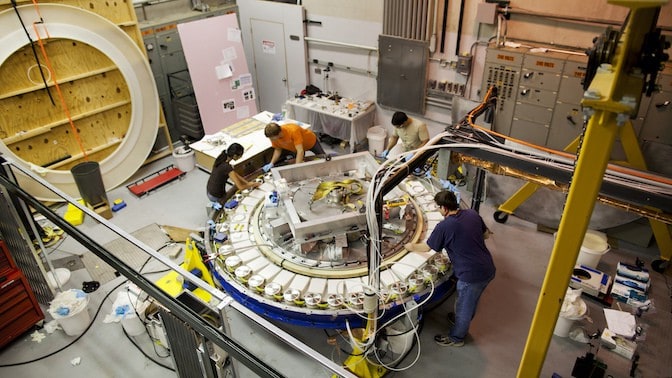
[[638, 70, 672, 176], [378, 35, 428, 115], [639, 71, 672, 146], [482, 45, 672, 178], [547, 54, 587, 151], [510, 51, 565, 146], [0, 240, 44, 349], [481, 47, 524, 136]]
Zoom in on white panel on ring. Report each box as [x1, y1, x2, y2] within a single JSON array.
[[380, 269, 399, 288], [306, 277, 327, 297], [258, 264, 282, 281], [238, 249, 262, 263], [247, 257, 270, 272], [343, 278, 365, 294], [288, 275, 311, 294], [0, 5, 159, 201], [271, 270, 296, 290]]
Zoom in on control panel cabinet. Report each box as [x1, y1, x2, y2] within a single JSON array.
[[481, 47, 524, 136], [510, 52, 565, 146], [547, 54, 588, 151]]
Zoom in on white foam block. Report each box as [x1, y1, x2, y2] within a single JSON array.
[[380, 269, 400, 288], [238, 249, 261, 263], [391, 252, 430, 281], [258, 264, 282, 281], [425, 212, 444, 221], [344, 277, 365, 294], [307, 277, 327, 296], [229, 232, 249, 243], [246, 256, 270, 273], [231, 239, 253, 251], [241, 196, 260, 208], [271, 270, 295, 289], [288, 274, 311, 294], [247, 189, 266, 199], [327, 279, 347, 296]]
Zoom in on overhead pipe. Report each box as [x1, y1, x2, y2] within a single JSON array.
[[429, 0, 440, 53], [440, 0, 449, 53], [455, 0, 465, 55]]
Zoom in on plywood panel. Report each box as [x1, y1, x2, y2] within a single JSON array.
[[0, 39, 115, 98], [6, 104, 131, 169], [0, 0, 136, 25], [1, 70, 130, 142]]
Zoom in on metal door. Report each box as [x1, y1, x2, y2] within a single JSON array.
[[250, 19, 289, 113]]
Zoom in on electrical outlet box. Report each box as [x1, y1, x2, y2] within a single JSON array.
[[476, 3, 498, 25], [457, 54, 473, 76]]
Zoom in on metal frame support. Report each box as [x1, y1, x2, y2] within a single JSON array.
[[517, 2, 668, 376]]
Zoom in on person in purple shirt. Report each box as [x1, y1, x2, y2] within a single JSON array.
[[405, 189, 495, 347]]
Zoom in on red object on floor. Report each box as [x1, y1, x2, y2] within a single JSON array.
[[126, 165, 186, 197]]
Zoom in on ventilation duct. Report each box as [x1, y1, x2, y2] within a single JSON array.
[[383, 0, 435, 41]]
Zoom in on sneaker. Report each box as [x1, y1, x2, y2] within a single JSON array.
[[434, 334, 464, 347]]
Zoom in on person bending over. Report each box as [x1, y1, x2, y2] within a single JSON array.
[[262, 122, 325, 172], [206, 143, 260, 203], [381, 111, 429, 159], [405, 190, 495, 347]]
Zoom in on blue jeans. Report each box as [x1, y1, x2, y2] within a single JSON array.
[[450, 273, 495, 342]]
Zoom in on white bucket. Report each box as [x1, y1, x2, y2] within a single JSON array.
[[553, 300, 587, 337], [367, 126, 387, 157], [577, 230, 610, 269], [50, 295, 90, 336], [121, 314, 146, 336], [173, 146, 195, 172]]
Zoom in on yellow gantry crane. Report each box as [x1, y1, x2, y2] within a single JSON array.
[[518, 0, 670, 376]]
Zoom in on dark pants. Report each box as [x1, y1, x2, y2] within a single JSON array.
[[279, 140, 326, 161], [450, 272, 495, 342]]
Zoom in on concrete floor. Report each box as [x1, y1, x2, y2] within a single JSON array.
[[0, 146, 670, 378]]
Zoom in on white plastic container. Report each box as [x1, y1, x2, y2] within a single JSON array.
[[367, 126, 387, 157], [577, 230, 610, 269], [553, 288, 587, 337], [173, 146, 195, 172], [49, 290, 90, 336]]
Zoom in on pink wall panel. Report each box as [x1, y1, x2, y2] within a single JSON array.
[[178, 14, 258, 135]]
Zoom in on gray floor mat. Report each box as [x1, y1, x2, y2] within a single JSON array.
[[80, 223, 171, 284]]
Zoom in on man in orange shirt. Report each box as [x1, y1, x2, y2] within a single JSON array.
[[262, 122, 326, 172]]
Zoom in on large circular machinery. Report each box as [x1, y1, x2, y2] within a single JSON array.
[[205, 153, 454, 328], [0, 4, 159, 201]]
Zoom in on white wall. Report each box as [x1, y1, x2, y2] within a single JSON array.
[[240, 0, 672, 139]]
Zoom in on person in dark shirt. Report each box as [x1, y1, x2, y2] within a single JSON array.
[[206, 143, 260, 203], [405, 189, 495, 347]]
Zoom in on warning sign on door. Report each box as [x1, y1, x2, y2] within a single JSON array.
[[262, 40, 276, 55]]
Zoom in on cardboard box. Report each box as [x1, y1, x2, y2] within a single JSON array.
[[616, 262, 649, 283], [600, 328, 637, 359], [610, 281, 648, 306], [570, 265, 610, 297], [614, 273, 649, 292]]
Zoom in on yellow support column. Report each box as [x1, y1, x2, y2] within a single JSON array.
[[497, 182, 540, 215], [618, 120, 672, 262], [496, 137, 580, 216], [517, 2, 667, 376]]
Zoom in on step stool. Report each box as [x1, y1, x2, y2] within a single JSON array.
[[126, 165, 186, 197]]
